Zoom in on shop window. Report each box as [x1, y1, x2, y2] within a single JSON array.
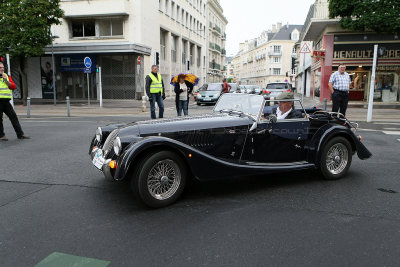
[[99, 19, 123, 37], [71, 20, 95, 37], [375, 73, 398, 102]]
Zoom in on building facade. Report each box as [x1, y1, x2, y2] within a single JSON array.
[[206, 0, 228, 83], [297, 0, 400, 103], [11, 0, 227, 101], [231, 23, 302, 88]]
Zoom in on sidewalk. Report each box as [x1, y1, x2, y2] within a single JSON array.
[[11, 95, 400, 122]]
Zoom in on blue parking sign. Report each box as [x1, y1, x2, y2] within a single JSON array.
[[84, 57, 92, 68]]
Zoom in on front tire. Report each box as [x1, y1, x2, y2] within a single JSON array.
[[320, 137, 352, 180], [131, 151, 187, 208]]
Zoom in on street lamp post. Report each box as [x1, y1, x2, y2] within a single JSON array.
[[51, 35, 59, 106]]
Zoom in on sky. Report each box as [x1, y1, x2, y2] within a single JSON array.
[[219, 0, 315, 56]]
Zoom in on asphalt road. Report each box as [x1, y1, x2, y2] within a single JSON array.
[[1, 108, 400, 266]]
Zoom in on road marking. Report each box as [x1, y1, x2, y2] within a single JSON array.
[[35, 252, 110, 267], [358, 128, 381, 132], [383, 128, 400, 130], [373, 122, 400, 125], [382, 131, 400, 135], [397, 139, 400, 142]]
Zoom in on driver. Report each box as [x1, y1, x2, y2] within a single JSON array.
[[263, 91, 302, 120]]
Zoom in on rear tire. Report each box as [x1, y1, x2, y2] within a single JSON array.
[[131, 151, 187, 208], [197, 102, 201, 106], [320, 137, 352, 180]]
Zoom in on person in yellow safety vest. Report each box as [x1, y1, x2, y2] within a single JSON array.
[[0, 62, 30, 141], [145, 65, 166, 119]]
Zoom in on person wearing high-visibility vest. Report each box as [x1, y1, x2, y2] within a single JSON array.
[[0, 62, 30, 141], [145, 65, 166, 119]]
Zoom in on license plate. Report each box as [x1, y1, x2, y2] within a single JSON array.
[[92, 149, 105, 170], [204, 98, 211, 101]]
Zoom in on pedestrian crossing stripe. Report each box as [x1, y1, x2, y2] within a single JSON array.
[[35, 252, 110, 267], [382, 131, 400, 135]]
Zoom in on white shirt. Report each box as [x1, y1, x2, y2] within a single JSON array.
[[276, 107, 291, 120], [179, 83, 188, 101]]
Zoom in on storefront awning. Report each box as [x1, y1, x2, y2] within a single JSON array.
[[44, 42, 151, 56]]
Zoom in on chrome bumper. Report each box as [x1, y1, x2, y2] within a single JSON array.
[[90, 148, 114, 181]]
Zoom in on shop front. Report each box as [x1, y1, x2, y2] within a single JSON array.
[[310, 35, 400, 103]]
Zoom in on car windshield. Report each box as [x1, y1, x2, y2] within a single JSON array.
[[214, 93, 264, 117], [203, 83, 222, 91], [266, 83, 291, 89]]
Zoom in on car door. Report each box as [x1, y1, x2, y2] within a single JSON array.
[[241, 118, 310, 164]]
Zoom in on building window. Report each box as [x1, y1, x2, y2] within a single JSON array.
[[292, 46, 296, 54], [273, 68, 281, 75], [273, 57, 280, 63], [71, 20, 95, 37], [273, 45, 281, 53], [98, 19, 123, 37]]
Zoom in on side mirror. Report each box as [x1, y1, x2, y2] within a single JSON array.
[[250, 121, 258, 132]]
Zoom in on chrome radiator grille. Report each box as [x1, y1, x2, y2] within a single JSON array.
[[102, 129, 119, 156]]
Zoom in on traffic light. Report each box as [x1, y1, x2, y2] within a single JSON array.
[[291, 57, 296, 70]]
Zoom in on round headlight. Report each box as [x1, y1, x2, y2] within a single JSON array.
[[95, 127, 102, 142], [113, 137, 122, 156]]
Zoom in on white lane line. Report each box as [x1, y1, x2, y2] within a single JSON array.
[[358, 128, 381, 132], [383, 128, 400, 130], [373, 122, 400, 125], [382, 131, 400, 135], [398, 139, 400, 142]]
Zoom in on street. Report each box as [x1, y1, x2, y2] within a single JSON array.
[[1, 104, 400, 266]]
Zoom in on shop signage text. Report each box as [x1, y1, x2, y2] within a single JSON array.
[[334, 49, 400, 59]]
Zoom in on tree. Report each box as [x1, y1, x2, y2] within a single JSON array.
[[328, 0, 400, 34], [0, 0, 64, 104]]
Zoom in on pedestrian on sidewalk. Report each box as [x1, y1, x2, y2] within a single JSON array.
[[174, 75, 193, 116], [329, 63, 351, 116], [145, 65, 165, 119], [0, 62, 30, 141], [222, 79, 231, 93]]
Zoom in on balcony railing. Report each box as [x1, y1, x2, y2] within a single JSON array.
[[209, 62, 221, 70], [215, 44, 221, 52], [209, 42, 215, 50], [268, 51, 282, 56], [222, 49, 226, 55]]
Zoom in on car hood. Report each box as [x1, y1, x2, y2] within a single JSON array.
[[118, 114, 251, 137]]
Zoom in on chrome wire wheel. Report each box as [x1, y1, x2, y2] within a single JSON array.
[[147, 159, 182, 200], [325, 143, 349, 175]]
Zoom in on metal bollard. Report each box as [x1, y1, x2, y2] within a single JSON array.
[[142, 95, 148, 112], [27, 97, 31, 118], [66, 96, 71, 117], [323, 98, 327, 111]]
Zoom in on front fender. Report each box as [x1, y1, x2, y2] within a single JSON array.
[[307, 124, 372, 166], [114, 137, 194, 181]]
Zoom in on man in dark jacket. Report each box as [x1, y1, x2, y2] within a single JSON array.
[[145, 65, 166, 119], [272, 91, 302, 119]]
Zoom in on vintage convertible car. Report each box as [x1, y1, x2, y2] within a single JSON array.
[[89, 94, 371, 208]]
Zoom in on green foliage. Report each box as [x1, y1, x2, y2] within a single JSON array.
[[227, 78, 233, 83], [0, 0, 64, 57], [328, 0, 400, 34]]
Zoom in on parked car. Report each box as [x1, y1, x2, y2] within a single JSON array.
[[196, 83, 223, 105], [90, 93, 372, 208], [263, 82, 293, 100]]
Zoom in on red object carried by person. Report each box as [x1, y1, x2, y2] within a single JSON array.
[[8, 75, 16, 90]]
